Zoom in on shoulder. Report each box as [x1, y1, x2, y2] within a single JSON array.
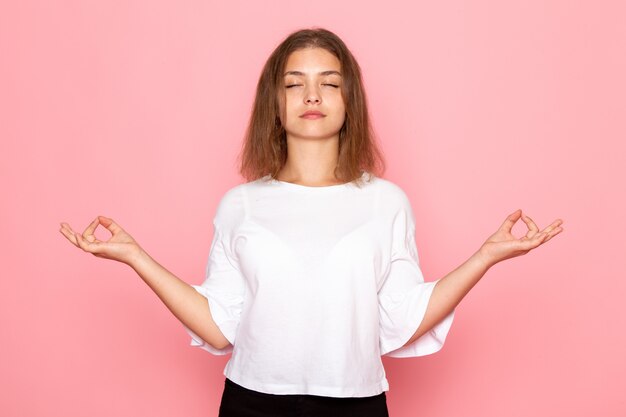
[[371, 175, 414, 214], [213, 181, 249, 230], [372, 176, 418, 239]]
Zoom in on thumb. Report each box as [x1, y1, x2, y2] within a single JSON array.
[[98, 216, 123, 235]]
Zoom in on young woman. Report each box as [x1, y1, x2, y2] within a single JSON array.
[[59, 28, 563, 417]]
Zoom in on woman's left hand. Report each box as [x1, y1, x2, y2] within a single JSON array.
[[478, 209, 564, 267]]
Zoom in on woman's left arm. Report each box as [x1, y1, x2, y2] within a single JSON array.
[[403, 209, 564, 347]]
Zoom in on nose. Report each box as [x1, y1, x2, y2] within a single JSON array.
[[304, 86, 321, 104], [305, 95, 321, 104]]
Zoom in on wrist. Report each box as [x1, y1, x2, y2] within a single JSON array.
[[474, 247, 497, 270], [127, 246, 149, 269]]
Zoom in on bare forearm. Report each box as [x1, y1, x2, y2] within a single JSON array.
[[129, 250, 230, 350], [403, 250, 492, 346], [401, 209, 564, 347]]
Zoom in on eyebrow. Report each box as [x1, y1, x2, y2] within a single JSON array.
[[283, 70, 342, 77]]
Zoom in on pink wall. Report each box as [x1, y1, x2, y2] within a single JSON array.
[[2, 1, 624, 416]]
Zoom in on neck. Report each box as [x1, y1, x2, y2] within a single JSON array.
[[277, 134, 340, 185]]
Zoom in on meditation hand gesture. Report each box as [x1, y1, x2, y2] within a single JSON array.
[[59, 216, 143, 266], [478, 209, 564, 267]]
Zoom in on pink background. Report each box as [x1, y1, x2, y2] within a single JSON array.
[[2, 1, 624, 416]]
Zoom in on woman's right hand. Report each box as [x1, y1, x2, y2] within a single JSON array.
[[59, 216, 143, 266]]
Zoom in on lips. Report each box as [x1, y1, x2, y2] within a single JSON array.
[[300, 110, 325, 119]]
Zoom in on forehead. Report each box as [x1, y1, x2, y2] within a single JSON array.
[[284, 47, 341, 74]]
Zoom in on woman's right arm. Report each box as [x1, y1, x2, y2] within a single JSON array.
[[59, 215, 230, 350]]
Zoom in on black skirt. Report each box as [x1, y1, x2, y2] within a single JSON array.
[[218, 378, 390, 417]]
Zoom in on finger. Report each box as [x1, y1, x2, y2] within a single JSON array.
[[540, 218, 564, 235], [534, 220, 563, 243], [519, 232, 549, 250], [98, 216, 123, 235], [522, 224, 565, 249], [82, 217, 101, 242], [498, 209, 522, 233], [521, 212, 540, 239], [60, 222, 72, 234], [542, 226, 564, 243], [60, 222, 75, 234], [75, 232, 102, 254], [59, 224, 79, 246]]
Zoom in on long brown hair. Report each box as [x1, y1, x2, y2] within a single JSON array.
[[237, 27, 386, 187]]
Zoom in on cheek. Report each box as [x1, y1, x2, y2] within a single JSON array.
[[337, 102, 347, 122], [335, 95, 346, 115], [279, 95, 296, 115]]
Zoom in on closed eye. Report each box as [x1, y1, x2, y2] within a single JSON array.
[[285, 84, 339, 88]]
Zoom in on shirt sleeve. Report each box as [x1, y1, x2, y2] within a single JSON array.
[[378, 198, 455, 358], [182, 224, 246, 356]]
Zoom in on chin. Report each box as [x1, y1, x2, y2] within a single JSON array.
[[291, 132, 341, 141]]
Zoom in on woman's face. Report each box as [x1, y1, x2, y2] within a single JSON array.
[[278, 47, 346, 142]]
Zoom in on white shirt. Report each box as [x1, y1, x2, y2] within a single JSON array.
[[183, 171, 455, 397]]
